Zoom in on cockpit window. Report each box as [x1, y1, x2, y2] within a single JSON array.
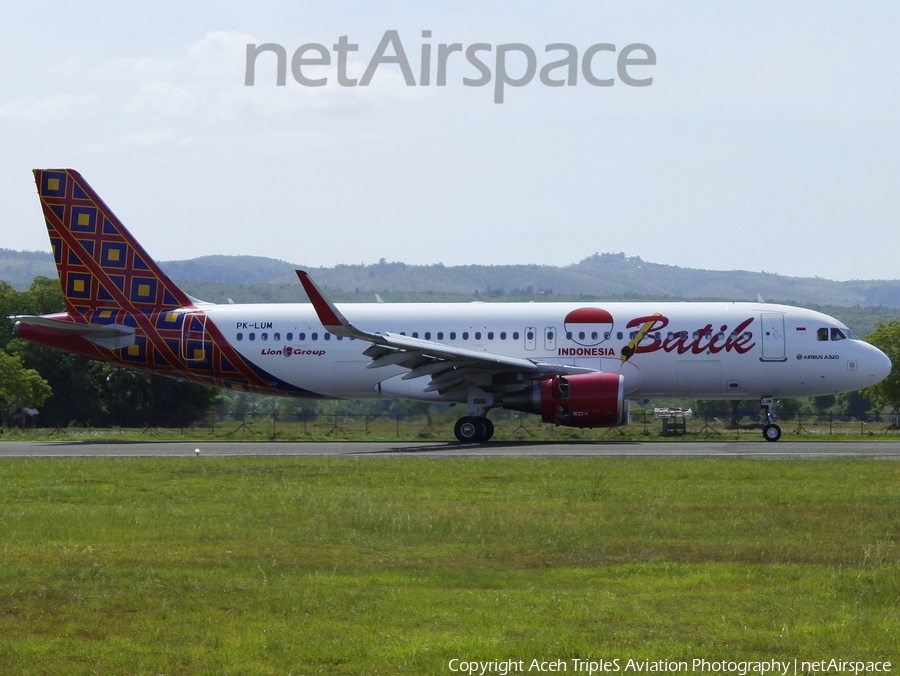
[[846, 329, 859, 340], [817, 328, 829, 341], [831, 328, 847, 341]]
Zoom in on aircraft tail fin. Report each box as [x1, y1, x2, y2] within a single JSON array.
[[33, 169, 193, 320]]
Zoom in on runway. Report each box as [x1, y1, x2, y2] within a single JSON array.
[[2, 440, 900, 458]]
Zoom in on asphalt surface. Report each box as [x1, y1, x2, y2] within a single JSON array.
[[2, 440, 900, 458]]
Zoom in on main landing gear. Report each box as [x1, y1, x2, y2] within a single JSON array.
[[454, 387, 496, 443], [760, 397, 781, 442], [454, 416, 494, 443]]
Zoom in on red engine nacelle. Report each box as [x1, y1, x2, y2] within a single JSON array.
[[503, 372, 629, 428]]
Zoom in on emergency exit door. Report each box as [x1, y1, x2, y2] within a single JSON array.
[[524, 327, 536, 351], [544, 327, 557, 351]]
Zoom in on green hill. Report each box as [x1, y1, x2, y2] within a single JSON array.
[[3, 248, 900, 309]]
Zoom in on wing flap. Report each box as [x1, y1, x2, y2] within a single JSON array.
[[403, 360, 468, 381], [367, 349, 420, 369]]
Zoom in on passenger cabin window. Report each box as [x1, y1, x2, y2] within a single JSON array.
[[424, 332, 431, 340], [513, 331, 519, 340], [298, 332, 305, 341], [273, 332, 280, 341], [817, 328, 829, 341], [474, 332, 481, 340], [437, 332, 444, 340], [500, 332, 507, 340], [450, 332, 456, 340], [462, 331, 469, 340], [488, 332, 494, 340], [236, 332, 243, 341]]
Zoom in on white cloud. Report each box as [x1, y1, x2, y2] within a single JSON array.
[[126, 81, 196, 117], [0, 93, 98, 121], [3, 30, 430, 135], [120, 127, 197, 147]]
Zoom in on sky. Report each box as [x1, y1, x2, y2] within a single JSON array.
[[2, 1, 899, 281]]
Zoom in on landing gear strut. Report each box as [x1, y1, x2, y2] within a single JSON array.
[[454, 416, 494, 443], [760, 397, 781, 442]]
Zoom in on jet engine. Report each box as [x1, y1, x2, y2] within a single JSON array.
[[503, 372, 629, 427]]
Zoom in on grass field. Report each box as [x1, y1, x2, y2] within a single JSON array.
[[1, 457, 898, 675]]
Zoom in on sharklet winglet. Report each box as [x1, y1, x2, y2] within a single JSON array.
[[296, 270, 383, 343]]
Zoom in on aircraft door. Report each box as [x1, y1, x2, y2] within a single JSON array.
[[760, 313, 786, 361], [525, 327, 536, 351], [544, 327, 557, 351], [181, 312, 209, 363]]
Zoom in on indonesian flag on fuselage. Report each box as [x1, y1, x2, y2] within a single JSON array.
[[564, 307, 614, 346]]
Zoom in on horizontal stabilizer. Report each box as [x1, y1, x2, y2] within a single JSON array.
[[12, 315, 135, 350]]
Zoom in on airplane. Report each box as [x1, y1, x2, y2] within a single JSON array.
[[11, 169, 893, 442]]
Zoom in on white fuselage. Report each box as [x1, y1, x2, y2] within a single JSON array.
[[203, 301, 890, 402]]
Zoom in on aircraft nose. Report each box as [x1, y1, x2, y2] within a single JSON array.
[[869, 346, 892, 386]]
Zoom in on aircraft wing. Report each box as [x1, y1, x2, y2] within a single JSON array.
[[296, 271, 594, 394]]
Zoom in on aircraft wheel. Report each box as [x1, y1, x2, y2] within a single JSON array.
[[763, 424, 782, 442], [478, 417, 495, 442], [454, 417, 481, 443]]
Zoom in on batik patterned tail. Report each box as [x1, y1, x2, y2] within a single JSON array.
[[34, 169, 192, 320]]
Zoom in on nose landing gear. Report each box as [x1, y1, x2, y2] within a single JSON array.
[[760, 397, 781, 442]]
